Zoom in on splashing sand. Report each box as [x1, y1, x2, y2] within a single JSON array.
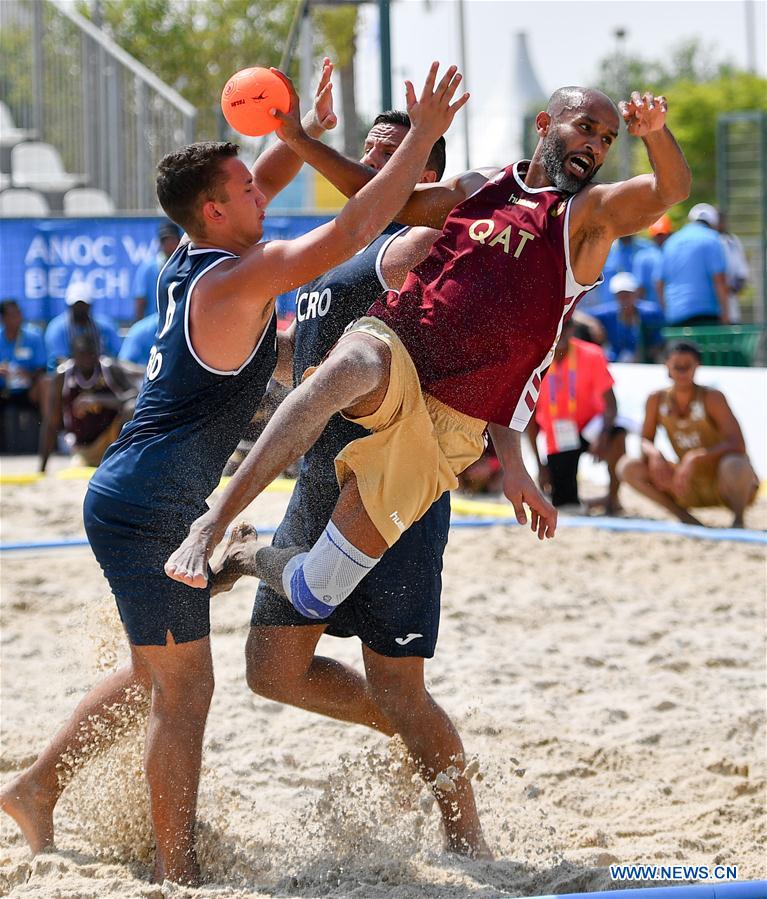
[[1, 472, 765, 896]]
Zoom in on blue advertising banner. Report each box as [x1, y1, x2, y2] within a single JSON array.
[[0, 214, 331, 325]]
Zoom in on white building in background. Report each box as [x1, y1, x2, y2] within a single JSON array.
[[512, 32, 548, 161]]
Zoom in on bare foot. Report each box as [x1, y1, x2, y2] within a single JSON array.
[[150, 856, 202, 887], [678, 510, 704, 526], [447, 832, 494, 860], [0, 773, 57, 854], [251, 545, 308, 598], [210, 523, 260, 596], [583, 495, 624, 517]]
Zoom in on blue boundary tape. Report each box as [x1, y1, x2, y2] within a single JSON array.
[[517, 883, 766, 899], [450, 515, 767, 544], [2, 516, 766, 552]]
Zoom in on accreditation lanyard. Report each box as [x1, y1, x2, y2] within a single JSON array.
[[548, 342, 578, 422], [547, 343, 580, 453]]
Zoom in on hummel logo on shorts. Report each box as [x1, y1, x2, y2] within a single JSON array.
[[395, 633, 422, 646], [389, 510, 405, 531]]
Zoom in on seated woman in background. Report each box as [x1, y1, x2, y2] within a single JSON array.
[[618, 340, 759, 528]]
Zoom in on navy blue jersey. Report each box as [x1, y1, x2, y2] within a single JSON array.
[[294, 223, 405, 493], [90, 242, 277, 520]]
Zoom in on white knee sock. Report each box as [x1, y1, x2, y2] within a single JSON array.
[[282, 521, 379, 619]]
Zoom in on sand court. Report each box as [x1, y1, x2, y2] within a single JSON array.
[[1, 457, 765, 898]]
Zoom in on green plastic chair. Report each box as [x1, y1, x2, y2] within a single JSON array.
[[661, 325, 766, 367]]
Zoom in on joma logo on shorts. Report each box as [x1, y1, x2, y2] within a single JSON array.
[[389, 511, 405, 531]]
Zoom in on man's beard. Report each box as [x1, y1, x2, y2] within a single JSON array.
[[539, 130, 600, 194]]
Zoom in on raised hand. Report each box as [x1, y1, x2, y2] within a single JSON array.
[[404, 62, 469, 142], [269, 68, 304, 144], [619, 91, 668, 137], [310, 57, 337, 132]]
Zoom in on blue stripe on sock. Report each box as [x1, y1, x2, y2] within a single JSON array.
[[325, 528, 375, 569], [290, 564, 336, 620]]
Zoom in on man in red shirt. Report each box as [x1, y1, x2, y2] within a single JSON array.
[[166, 85, 690, 625], [528, 319, 626, 514]]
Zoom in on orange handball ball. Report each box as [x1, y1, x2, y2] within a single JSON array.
[[221, 67, 290, 137]]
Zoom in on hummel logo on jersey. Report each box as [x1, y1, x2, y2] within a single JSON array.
[[389, 510, 405, 531], [395, 633, 422, 646], [509, 195, 539, 209]]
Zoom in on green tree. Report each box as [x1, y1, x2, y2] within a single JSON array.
[[597, 38, 734, 103], [593, 39, 766, 219], [77, 0, 299, 138], [313, 5, 360, 156], [653, 72, 767, 215]]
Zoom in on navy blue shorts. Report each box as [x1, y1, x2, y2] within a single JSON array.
[[251, 478, 450, 658], [83, 488, 211, 646]]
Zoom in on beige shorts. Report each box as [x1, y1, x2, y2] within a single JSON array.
[[330, 317, 487, 547]]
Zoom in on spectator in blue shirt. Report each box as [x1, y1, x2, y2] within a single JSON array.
[[44, 281, 122, 372], [132, 221, 181, 321], [0, 299, 47, 409], [603, 233, 654, 285], [118, 312, 159, 367], [658, 203, 729, 326], [631, 214, 672, 310], [581, 232, 655, 310], [590, 272, 666, 363]]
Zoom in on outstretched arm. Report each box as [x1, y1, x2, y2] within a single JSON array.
[[587, 93, 691, 238], [251, 58, 337, 205], [271, 75, 488, 229], [268, 132, 488, 227], [212, 63, 470, 305]]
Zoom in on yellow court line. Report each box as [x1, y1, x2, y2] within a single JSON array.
[[0, 473, 44, 485], [450, 495, 512, 518], [56, 466, 97, 480], [215, 476, 295, 493], [1, 470, 299, 493], [4, 468, 764, 503]]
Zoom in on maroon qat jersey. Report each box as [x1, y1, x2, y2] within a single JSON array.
[[369, 161, 601, 429]]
